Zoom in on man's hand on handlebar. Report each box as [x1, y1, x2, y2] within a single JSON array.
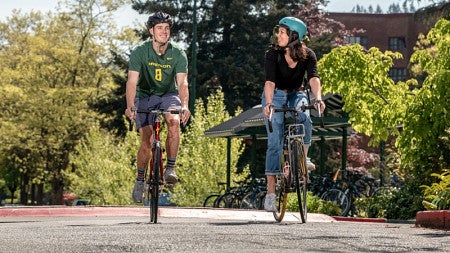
[[180, 106, 191, 125], [125, 106, 137, 121]]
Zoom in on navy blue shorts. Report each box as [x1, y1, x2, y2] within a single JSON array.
[[134, 93, 181, 131]]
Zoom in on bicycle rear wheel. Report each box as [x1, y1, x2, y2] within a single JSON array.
[[150, 146, 161, 223], [321, 188, 350, 216], [273, 175, 288, 222], [291, 140, 307, 223]]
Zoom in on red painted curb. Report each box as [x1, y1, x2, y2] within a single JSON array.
[[0, 206, 148, 217], [332, 216, 387, 223], [415, 210, 450, 230]]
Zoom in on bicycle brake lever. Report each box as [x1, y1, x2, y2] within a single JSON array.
[[268, 105, 274, 133]]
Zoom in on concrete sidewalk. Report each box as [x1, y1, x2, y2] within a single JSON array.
[[0, 206, 335, 222], [1, 206, 447, 230]]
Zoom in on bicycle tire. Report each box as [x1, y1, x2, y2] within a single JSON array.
[[203, 194, 220, 208], [273, 175, 288, 222], [215, 192, 236, 208], [321, 188, 350, 216], [291, 140, 307, 223], [150, 145, 161, 223]]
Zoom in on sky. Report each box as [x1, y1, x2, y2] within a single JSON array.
[[0, 0, 436, 28]]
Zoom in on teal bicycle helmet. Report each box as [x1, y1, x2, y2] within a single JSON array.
[[279, 17, 307, 42]]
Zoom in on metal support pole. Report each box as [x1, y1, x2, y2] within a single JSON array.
[[379, 141, 385, 186], [226, 137, 231, 192], [341, 127, 347, 173], [189, 0, 197, 115]]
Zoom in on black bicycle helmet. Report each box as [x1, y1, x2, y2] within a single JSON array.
[[146, 11, 173, 29]]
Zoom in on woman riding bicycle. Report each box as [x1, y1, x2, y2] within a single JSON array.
[[262, 16, 325, 212]]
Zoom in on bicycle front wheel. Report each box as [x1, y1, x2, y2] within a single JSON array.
[[150, 146, 161, 223], [321, 188, 350, 216], [291, 139, 307, 223]]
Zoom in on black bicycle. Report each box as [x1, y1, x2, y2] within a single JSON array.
[[130, 107, 182, 223]]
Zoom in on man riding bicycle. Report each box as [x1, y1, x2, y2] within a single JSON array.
[[262, 17, 326, 211], [125, 11, 191, 203]]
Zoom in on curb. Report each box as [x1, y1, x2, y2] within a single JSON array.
[[415, 210, 450, 230]]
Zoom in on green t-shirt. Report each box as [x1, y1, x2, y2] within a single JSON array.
[[128, 41, 188, 97]]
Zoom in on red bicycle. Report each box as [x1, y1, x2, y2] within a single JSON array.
[[130, 107, 182, 223]]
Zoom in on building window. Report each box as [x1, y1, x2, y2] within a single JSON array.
[[389, 68, 407, 82], [345, 36, 368, 48], [388, 37, 406, 51]]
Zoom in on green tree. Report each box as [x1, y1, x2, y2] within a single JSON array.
[[318, 44, 414, 145], [0, 0, 135, 204], [64, 122, 136, 205], [318, 19, 449, 217], [397, 18, 450, 180]]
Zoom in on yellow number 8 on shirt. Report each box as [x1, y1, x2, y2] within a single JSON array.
[[155, 68, 162, 81]]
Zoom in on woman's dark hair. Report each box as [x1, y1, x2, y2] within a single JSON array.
[[273, 29, 307, 61]]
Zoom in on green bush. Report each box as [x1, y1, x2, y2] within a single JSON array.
[[359, 179, 424, 220], [286, 191, 341, 216], [421, 169, 450, 210]]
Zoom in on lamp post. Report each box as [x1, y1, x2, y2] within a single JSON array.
[[189, 0, 197, 115]]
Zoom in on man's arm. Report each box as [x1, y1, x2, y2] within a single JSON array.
[[176, 72, 191, 124], [125, 70, 139, 119]]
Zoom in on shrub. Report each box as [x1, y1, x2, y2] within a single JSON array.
[[421, 169, 450, 210], [286, 191, 341, 216]]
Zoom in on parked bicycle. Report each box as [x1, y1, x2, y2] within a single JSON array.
[[214, 176, 256, 209], [320, 169, 378, 217], [239, 178, 267, 210], [203, 181, 228, 208], [129, 107, 182, 223], [267, 102, 322, 223]]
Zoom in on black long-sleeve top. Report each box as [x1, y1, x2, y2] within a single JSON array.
[[264, 47, 319, 91]]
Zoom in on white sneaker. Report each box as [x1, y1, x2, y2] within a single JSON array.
[[132, 180, 145, 203], [164, 168, 178, 185], [264, 193, 277, 212], [306, 158, 316, 171]]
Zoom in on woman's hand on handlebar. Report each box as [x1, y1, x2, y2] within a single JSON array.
[[314, 100, 326, 114], [263, 103, 273, 119]]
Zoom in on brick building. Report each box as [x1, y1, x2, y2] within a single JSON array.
[[327, 13, 430, 81]]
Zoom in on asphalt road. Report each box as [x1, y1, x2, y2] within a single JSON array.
[[0, 207, 449, 252]]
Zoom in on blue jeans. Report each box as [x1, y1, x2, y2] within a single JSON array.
[[261, 89, 312, 175]]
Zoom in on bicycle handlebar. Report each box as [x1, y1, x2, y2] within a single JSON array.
[[128, 107, 184, 131], [268, 101, 324, 133]]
